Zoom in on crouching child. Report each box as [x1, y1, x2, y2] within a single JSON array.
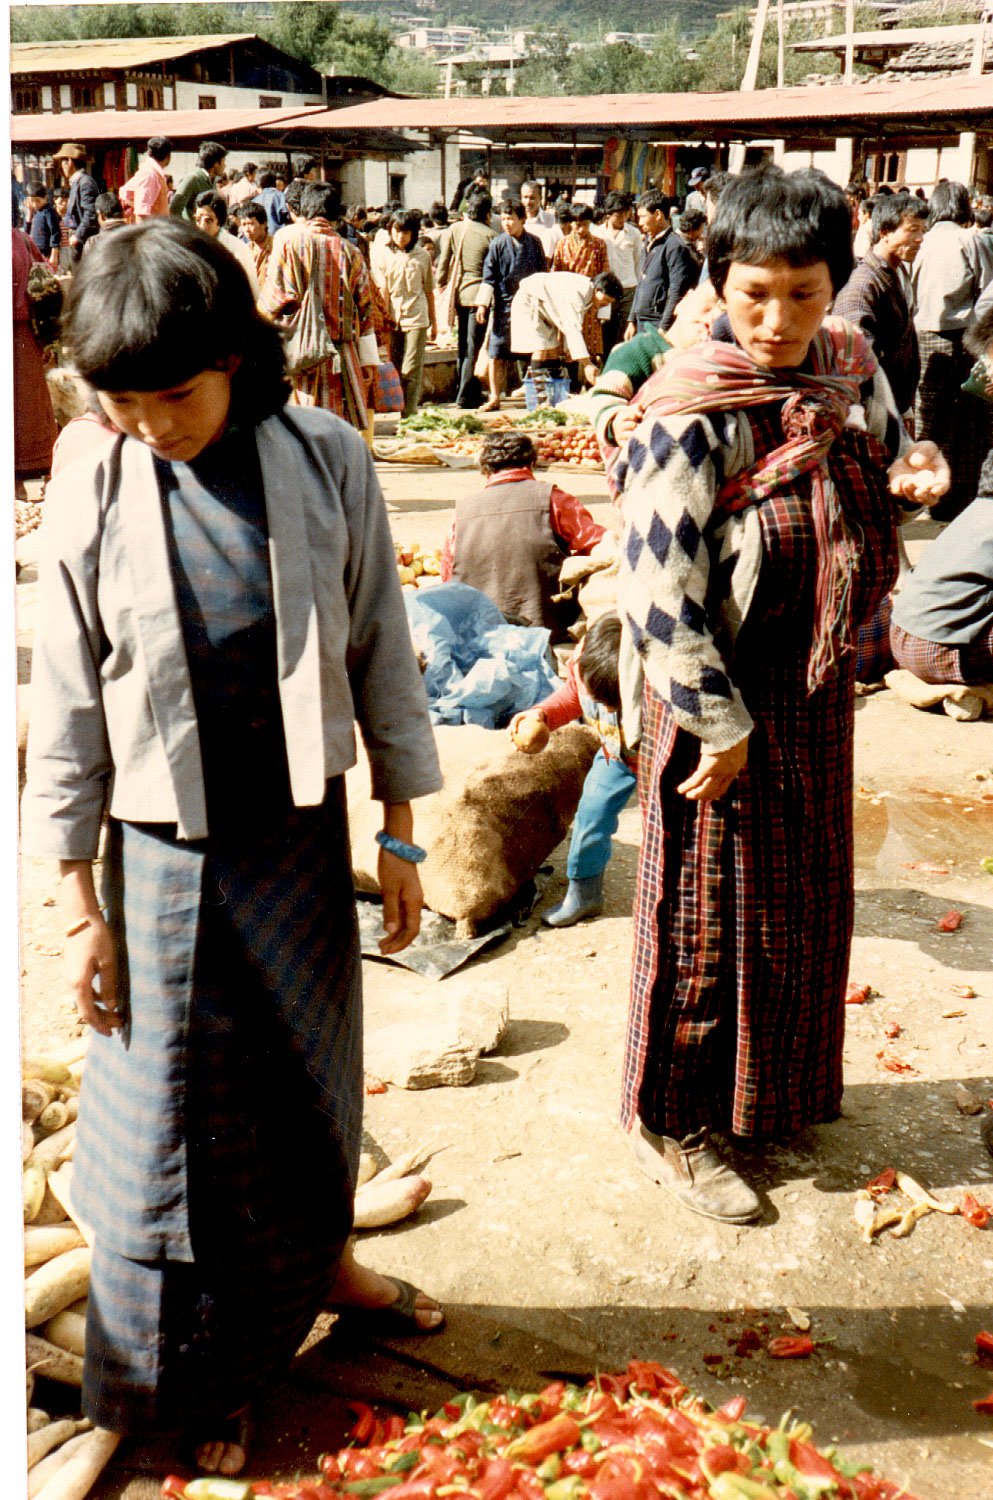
[[508, 611, 637, 926]]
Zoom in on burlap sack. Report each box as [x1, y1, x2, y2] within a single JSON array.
[[346, 722, 600, 935]]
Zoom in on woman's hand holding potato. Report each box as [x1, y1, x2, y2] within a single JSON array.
[[508, 711, 550, 754]]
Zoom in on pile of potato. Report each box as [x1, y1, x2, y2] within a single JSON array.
[[23, 1043, 120, 1500], [395, 542, 443, 589]]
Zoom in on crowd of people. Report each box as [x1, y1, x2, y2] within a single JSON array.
[[12, 136, 993, 1487]]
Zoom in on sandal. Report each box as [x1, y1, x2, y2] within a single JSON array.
[[192, 1404, 254, 1477], [330, 1276, 444, 1336]]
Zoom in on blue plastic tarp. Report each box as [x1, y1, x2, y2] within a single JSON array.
[[403, 582, 560, 728]]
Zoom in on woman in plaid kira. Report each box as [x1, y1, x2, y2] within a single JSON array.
[[613, 167, 950, 1225]]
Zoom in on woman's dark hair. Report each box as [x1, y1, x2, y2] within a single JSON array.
[[62, 219, 289, 424], [679, 206, 707, 235], [294, 156, 319, 178], [479, 430, 535, 474], [301, 181, 341, 221], [578, 611, 622, 710], [259, 171, 276, 190], [147, 136, 173, 162], [429, 199, 448, 225], [573, 203, 595, 223], [391, 208, 422, 242], [871, 192, 927, 243], [466, 189, 493, 223], [554, 200, 575, 226], [501, 198, 525, 221], [27, 179, 48, 198], [592, 271, 624, 301], [197, 141, 226, 171], [703, 171, 731, 203], [195, 189, 227, 227], [707, 165, 853, 297], [928, 179, 973, 229], [284, 179, 306, 215]]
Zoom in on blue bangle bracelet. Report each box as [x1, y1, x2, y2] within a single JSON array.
[[376, 830, 427, 864]]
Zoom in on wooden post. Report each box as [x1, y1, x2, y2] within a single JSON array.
[[843, 0, 855, 87], [571, 132, 578, 197], [730, 0, 769, 172], [776, 0, 785, 89]]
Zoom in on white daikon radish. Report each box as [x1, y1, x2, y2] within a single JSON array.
[[33, 1429, 120, 1500], [23, 1079, 57, 1123], [26, 1333, 84, 1387], [357, 1151, 379, 1188], [33, 1186, 72, 1226], [46, 1164, 95, 1248], [352, 1174, 431, 1229], [28, 1431, 91, 1499], [43, 1309, 87, 1358], [375, 1145, 434, 1184], [38, 1102, 70, 1135], [27, 1409, 52, 1434], [25, 1224, 85, 1267], [28, 1123, 76, 1172], [24, 1118, 37, 1164], [24, 1164, 48, 1223], [48, 1037, 89, 1068], [25, 1247, 91, 1328], [23, 1057, 71, 1086], [28, 1419, 80, 1469]]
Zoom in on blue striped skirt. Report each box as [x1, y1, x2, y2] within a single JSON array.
[[75, 779, 361, 1436]]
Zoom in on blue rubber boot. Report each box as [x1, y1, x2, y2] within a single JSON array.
[[541, 872, 604, 927]]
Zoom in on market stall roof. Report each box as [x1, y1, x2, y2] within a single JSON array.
[[290, 75, 993, 143], [10, 104, 325, 146], [791, 23, 985, 54], [11, 34, 259, 73], [8, 103, 428, 156]]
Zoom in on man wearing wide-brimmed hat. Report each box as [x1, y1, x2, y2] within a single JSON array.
[[53, 142, 99, 261]]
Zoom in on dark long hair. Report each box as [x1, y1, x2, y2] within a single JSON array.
[[62, 219, 289, 425], [708, 165, 854, 297], [927, 179, 973, 229]]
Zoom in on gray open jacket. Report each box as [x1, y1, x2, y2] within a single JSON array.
[[22, 406, 442, 858]]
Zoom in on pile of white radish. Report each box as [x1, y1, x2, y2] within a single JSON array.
[[353, 1145, 437, 1229], [23, 1041, 120, 1500]]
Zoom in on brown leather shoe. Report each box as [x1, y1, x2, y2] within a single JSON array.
[[634, 1121, 762, 1225]]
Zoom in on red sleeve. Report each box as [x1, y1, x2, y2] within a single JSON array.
[[549, 486, 606, 555], [536, 650, 584, 730], [440, 518, 456, 581]]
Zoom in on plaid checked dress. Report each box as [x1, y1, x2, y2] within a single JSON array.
[[617, 359, 903, 1141], [72, 431, 361, 1435]]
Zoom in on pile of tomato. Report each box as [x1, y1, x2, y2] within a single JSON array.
[[163, 1361, 923, 1500], [531, 428, 602, 470]]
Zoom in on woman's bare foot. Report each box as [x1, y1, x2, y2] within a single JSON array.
[[329, 1241, 443, 1329], [194, 1406, 252, 1476]]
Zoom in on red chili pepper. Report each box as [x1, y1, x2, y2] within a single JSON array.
[[504, 1412, 582, 1464], [789, 1438, 841, 1480], [976, 1331, 993, 1362], [961, 1193, 991, 1228], [442, 1403, 462, 1421], [383, 1416, 406, 1444], [973, 1391, 993, 1416], [477, 1458, 517, 1500], [348, 1402, 377, 1446], [767, 1335, 815, 1358], [845, 982, 871, 1005], [937, 910, 963, 932], [160, 1477, 188, 1500], [560, 1450, 600, 1479], [716, 1395, 747, 1421], [318, 1454, 341, 1482], [700, 1445, 749, 1478]]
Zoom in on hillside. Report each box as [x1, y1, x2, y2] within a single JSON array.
[[346, 0, 731, 41]]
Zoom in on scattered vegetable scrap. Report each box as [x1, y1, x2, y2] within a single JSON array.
[[937, 910, 963, 932], [949, 984, 976, 999], [854, 1170, 956, 1242], [901, 861, 949, 874], [767, 1336, 815, 1359], [875, 1049, 918, 1075], [845, 982, 872, 1005], [973, 1392, 993, 1416], [960, 1193, 991, 1229], [976, 1330, 993, 1365], [160, 1362, 925, 1500], [363, 1076, 388, 1095], [883, 1022, 901, 1040]]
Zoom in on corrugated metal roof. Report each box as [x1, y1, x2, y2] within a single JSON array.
[[10, 35, 262, 75], [284, 75, 993, 139], [792, 23, 985, 51], [9, 104, 325, 146]]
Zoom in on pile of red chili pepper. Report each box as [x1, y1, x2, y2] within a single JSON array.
[[163, 1362, 925, 1500]]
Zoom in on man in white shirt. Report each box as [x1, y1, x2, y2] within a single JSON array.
[[510, 269, 622, 386], [593, 190, 643, 354], [521, 180, 554, 229]]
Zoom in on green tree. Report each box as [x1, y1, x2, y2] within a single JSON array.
[[10, 3, 249, 42]]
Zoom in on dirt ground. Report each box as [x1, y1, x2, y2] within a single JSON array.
[[15, 442, 993, 1500]]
